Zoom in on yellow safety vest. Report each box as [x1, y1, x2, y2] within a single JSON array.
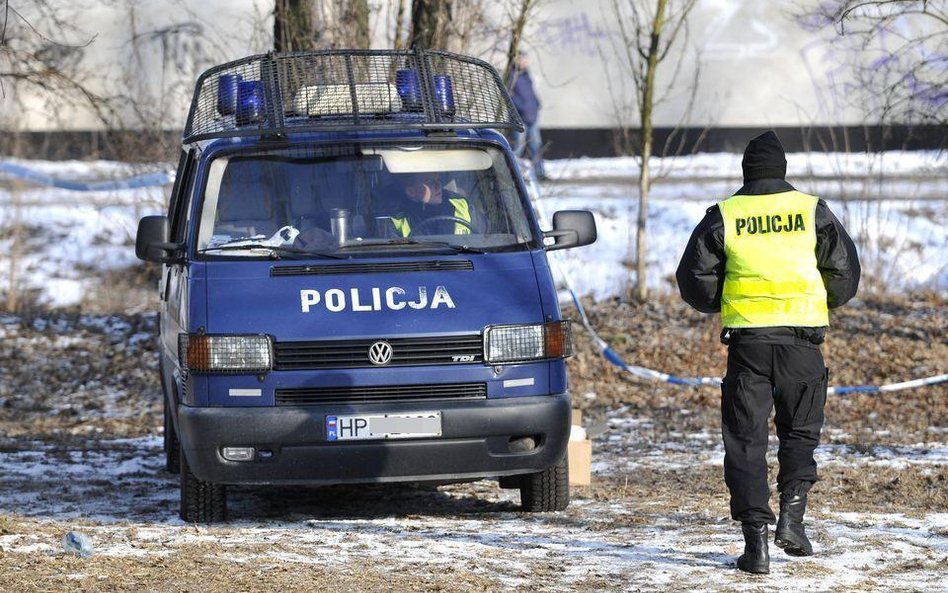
[[392, 197, 472, 237], [718, 191, 828, 328]]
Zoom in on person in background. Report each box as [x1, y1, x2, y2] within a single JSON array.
[[507, 51, 547, 180], [676, 131, 861, 575], [382, 172, 475, 237]]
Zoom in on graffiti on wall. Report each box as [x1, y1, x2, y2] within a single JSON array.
[[536, 12, 610, 57]]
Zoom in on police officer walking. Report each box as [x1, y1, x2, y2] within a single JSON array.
[[676, 131, 860, 574]]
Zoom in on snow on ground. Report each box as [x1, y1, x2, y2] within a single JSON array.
[[0, 409, 945, 591], [538, 151, 947, 300], [1, 151, 945, 307]]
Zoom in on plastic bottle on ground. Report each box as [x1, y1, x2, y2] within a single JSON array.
[[61, 531, 93, 558]]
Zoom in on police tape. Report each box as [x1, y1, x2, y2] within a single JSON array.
[[566, 280, 948, 395], [522, 166, 948, 396], [0, 162, 173, 191]]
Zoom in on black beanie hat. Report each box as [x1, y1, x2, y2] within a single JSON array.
[[742, 131, 787, 182]]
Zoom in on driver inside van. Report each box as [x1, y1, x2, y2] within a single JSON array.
[[381, 172, 476, 237]]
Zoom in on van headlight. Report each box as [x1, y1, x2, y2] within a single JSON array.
[[484, 321, 573, 364], [179, 334, 273, 374]]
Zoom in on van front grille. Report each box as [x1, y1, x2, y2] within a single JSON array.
[[275, 382, 487, 406], [273, 334, 483, 370]]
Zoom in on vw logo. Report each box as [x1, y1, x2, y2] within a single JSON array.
[[368, 341, 394, 366]]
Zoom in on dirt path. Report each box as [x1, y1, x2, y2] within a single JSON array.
[[0, 427, 945, 591]]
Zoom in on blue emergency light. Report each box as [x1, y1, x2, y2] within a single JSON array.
[[236, 80, 265, 125], [395, 68, 422, 112], [434, 74, 455, 118], [217, 73, 242, 116]]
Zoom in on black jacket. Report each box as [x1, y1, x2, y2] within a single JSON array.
[[676, 178, 861, 320]]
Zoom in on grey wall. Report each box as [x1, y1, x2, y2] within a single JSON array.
[[2, 0, 937, 149]]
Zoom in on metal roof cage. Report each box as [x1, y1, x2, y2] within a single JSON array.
[[183, 49, 524, 144]]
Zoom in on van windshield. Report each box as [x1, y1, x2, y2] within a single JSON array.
[[195, 143, 536, 257]]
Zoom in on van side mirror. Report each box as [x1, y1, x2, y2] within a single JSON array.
[[543, 210, 597, 251], [136, 215, 182, 263]]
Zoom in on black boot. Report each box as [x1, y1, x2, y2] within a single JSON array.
[[736, 522, 770, 574], [775, 492, 813, 556]]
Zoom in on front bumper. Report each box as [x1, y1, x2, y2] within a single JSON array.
[[177, 393, 570, 485]]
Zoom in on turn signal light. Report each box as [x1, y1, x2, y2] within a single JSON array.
[[179, 334, 273, 374]]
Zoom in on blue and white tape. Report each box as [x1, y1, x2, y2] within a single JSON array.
[[0, 162, 173, 191], [523, 166, 947, 396]]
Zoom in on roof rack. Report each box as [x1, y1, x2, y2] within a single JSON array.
[[182, 49, 524, 144]]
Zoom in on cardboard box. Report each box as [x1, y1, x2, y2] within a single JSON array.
[[568, 437, 592, 486], [568, 409, 592, 486]]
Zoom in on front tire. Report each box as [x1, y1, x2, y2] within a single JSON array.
[[180, 445, 227, 523], [520, 454, 569, 512]]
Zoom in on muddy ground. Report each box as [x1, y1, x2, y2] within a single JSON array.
[[0, 283, 945, 591]]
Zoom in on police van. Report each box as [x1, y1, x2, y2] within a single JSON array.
[[135, 49, 596, 522]]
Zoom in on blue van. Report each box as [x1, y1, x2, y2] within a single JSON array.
[[136, 49, 596, 522]]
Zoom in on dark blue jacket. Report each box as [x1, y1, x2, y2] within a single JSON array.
[[508, 69, 540, 125]]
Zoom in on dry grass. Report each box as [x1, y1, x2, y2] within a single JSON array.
[[566, 293, 947, 444], [0, 542, 500, 592], [819, 463, 948, 513]]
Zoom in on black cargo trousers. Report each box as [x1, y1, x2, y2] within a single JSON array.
[[720, 328, 828, 525]]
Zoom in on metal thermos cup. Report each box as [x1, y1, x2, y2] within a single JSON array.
[[331, 208, 349, 244]]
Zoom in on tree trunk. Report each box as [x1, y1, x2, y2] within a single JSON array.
[[277, 1, 369, 50], [347, 0, 371, 49], [394, 0, 408, 50], [274, 0, 313, 51], [410, 0, 452, 49], [504, 0, 535, 82], [635, 0, 667, 302], [636, 138, 651, 302]]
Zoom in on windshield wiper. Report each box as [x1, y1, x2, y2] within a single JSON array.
[[338, 239, 488, 254], [198, 243, 347, 259]]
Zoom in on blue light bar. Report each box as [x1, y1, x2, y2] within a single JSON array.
[[182, 49, 525, 143], [434, 74, 455, 119], [236, 80, 265, 126], [395, 68, 422, 112], [217, 73, 242, 116]]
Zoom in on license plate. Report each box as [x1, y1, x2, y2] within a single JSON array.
[[326, 412, 442, 441]]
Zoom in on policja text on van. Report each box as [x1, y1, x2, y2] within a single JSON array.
[[300, 286, 456, 313]]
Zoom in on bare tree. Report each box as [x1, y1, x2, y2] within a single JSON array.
[[98, 4, 196, 158], [796, 0, 947, 128], [0, 1, 114, 129], [406, 0, 526, 56], [790, 2, 946, 296], [502, 0, 542, 82], [274, 0, 312, 51], [274, 0, 370, 51], [604, 0, 699, 301], [409, 0, 453, 49], [393, 0, 408, 49]]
